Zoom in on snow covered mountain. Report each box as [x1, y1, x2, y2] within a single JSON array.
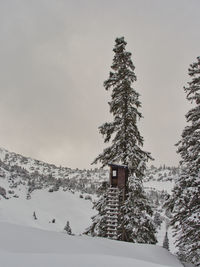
[[0, 146, 108, 200], [0, 146, 183, 266], [0, 146, 178, 199], [0, 146, 178, 235]]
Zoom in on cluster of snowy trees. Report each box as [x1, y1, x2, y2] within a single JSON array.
[[87, 37, 199, 266], [0, 159, 103, 198]]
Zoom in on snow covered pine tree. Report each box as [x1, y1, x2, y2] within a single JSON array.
[[84, 190, 108, 237], [90, 37, 157, 244], [163, 231, 169, 251], [64, 221, 72, 235], [169, 57, 200, 266]]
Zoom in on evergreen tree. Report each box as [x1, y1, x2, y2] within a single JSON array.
[[169, 56, 200, 266], [153, 211, 163, 228], [92, 37, 152, 176], [119, 176, 157, 244], [163, 231, 169, 251], [33, 211, 37, 220], [84, 183, 108, 237], [64, 221, 72, 235], [92, 37, 156, 244]]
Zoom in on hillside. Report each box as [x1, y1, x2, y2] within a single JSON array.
[[0, 146, 180, 256], [0, 147, 178, 199], [0, 188, 95, 234], [0, 147, 108, 199]]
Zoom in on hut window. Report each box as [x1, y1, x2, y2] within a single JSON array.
[[112, 170, 117, 177]]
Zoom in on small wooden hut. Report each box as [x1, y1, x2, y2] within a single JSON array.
[[109, 163, 128, 190], [106, 164, 129, 239]]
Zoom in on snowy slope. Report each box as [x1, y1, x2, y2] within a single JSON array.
[[0, 147, 178, 195], [0, 222, 182, 267], [0, 146, 108, 197], [144, 180, 174, 194], [0, 146, 107, 181], [0, 189, 95, 234], [0, 146, 180, 259]]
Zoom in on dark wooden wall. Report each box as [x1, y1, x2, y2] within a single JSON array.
[[117, 167, 126, 189], [109, 165, 127, 189]]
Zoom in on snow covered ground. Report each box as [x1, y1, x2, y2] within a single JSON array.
[[144, 180, 175, 194], [0, 185, 183, 267], [0, 189, 95, 234], [0, 221, 182, 267], [0, 147, 182, 266]]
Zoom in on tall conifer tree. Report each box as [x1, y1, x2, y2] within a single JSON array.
[[170, 56, 200, 266], [91, 37, 156, 244], [93, 37, 152, 176]]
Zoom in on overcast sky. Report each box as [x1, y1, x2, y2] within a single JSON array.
[[0, 0, 200, 169]]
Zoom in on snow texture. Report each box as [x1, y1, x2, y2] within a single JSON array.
[[0, 222, 182, 267]]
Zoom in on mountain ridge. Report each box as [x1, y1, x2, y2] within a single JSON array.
[[0, 146, 179, 200]]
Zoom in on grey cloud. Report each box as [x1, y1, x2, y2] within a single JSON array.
[[0, 0, 200, 168]]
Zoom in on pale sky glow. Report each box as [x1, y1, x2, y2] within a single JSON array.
[[0, 0, 200, 169]]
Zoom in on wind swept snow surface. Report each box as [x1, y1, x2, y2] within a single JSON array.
[[0, 222, 182, 267]]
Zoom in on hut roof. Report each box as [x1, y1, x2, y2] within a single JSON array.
[[108, 163, 128, 169]]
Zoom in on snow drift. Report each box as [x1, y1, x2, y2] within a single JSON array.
[[0, 222, 182, 267]]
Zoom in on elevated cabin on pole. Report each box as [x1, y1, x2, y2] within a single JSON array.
[[106, 164, 128, 240], [109, 163, 128, 191]]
